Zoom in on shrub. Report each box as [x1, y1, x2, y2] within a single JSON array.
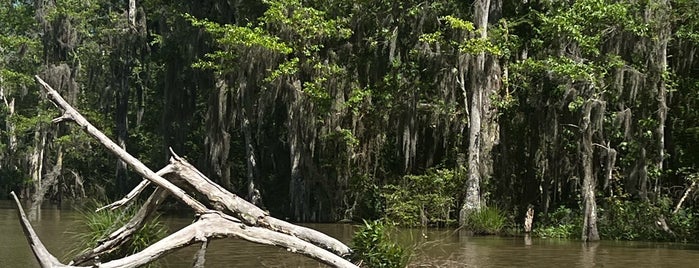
[[382, 168, 462, 227], [598, 197, 697, 242], [352, 220, 409, 268], [464, 206, 507, 235], [534, 223, 577, 238], [534, 206, 581, 239]]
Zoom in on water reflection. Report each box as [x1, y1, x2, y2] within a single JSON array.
[[1, 201, 699, 268]]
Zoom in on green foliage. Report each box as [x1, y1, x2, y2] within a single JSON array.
[[72, 202, 168, 261], [538, 0, 647, 56], [187, 13, 292, 72], [441, 15, 474, 31], [351, 220, 409, 268], [597, 197, 696, 242], [382, 169, 462, 227], [534, 206, 581, 239], [668, 208, 699, 242], [599, 197, 663, 241], [674, 0, 699, 44], [420, 15, 501, 56], [0, 168, 29, 199], [464, 206, 507, 235], [535, 224, 578, 239]]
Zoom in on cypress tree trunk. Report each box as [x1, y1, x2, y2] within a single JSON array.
[[288, 80, 307, 222], [460, 0, 501, 225], [581, 100, 600, 241], [653, 0, 670, 195], [243, 113, 262, 205], [206, 77, 233, 190]]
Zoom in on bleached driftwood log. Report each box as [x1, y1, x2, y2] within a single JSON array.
[[10, 76, 356, 268]]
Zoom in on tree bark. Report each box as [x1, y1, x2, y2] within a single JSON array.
[[653, 0, 670, 195], [206, 77, 233, 189], [243, 114, 262, 206], [28, 147, 63, 220], [461, 0, 501, 225], [288, 80, 307, 222], [581, 101, 600, 242], [28, 122, 47, 210]]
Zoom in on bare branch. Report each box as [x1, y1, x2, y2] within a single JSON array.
[[10, 191, 68, 268], [28, 76, 357, 268], [36, 75, 209, 213]]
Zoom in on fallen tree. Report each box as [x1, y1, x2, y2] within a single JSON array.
[[10, 76, 357, 268]]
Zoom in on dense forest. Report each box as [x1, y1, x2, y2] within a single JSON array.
[[1, 0, 698, 242]]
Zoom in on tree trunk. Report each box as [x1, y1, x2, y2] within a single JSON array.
[[28, 147, 63, 220], [653, 0, 670, 195], [289, 80, 307, 222], [28, 123, 46, 206], [115, 81, 129, 194], [461, 0, 501, 225], [581, 101, 600, 242], [206, 77, 233, 189], [243, 114, 262, 206], [1, 85, 16, 152]]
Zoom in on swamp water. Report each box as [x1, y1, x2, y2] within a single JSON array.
[[1, 201, 698, 267]]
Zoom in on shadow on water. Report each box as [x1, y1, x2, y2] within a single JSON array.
[[2, 200, 699, 267]]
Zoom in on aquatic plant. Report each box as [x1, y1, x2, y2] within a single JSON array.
[[352, 220, 410, 268], [464, 206, 507, 235], [70, 201, 168, 262]]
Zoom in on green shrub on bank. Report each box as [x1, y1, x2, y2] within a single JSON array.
[[352, 220, 409, 268], [534, 206, 581, 239], [464, 206, 507, 235], [534, 199, 699, 242], [598, 197, 698, 242], [382, 168, 462, 227], [72, 201, 168, 262]]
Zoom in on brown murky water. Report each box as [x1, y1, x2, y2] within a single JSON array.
[[2, 201, 699, 267]]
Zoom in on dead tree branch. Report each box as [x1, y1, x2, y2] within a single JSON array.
[[13, 76, 358, 268]]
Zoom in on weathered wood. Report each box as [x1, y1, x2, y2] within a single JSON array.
[[673, 177, 697, 214], [36, 75, 209, 213], [96, 178, 152, 212], [24, 76, 356, 267], [192, 240, 208, 268], [15, 193, 357, 268], [168, 153, 352, 256], [71, 185, 169, 265], [524, 205, 534, 233], [11, 191, 68, 268]]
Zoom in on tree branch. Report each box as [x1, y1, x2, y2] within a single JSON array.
[[36, 75, 209, 213]]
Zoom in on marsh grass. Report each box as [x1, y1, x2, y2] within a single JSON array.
[[465, 206, 507, 235], [69, 200, 167, 263]]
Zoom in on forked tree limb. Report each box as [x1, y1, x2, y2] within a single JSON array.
[[70, 186, 170, 265], [29, 76, 356, 267], [96, 179, 152, 212], [14, 192, 357, 268], [168, 153, 352, 256], [36, 75, 209, 213]]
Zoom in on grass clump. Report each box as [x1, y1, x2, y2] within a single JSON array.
[[352, 220, 410, 268], [464, 206, 507, 235], [72, 201, 168, 261]]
